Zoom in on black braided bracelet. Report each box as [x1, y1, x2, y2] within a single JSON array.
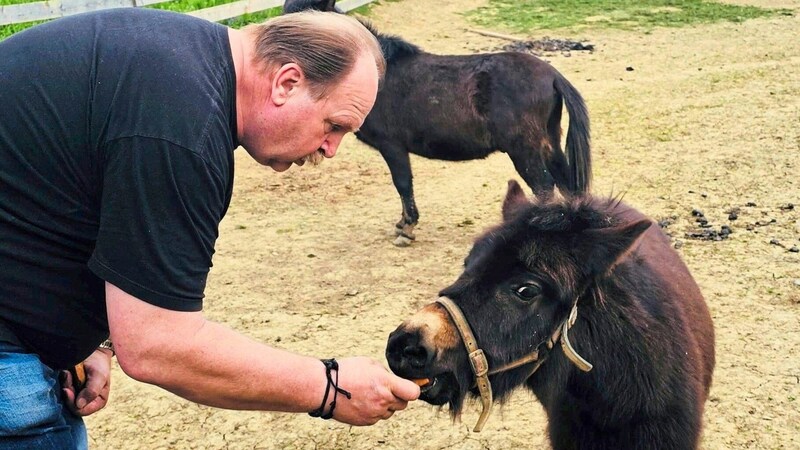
[[308, 358, 352, 420]]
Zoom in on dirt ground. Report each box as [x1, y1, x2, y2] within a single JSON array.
[[87, 0, 799, 448]]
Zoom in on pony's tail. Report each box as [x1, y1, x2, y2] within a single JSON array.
[[554, 75, 591, 194]]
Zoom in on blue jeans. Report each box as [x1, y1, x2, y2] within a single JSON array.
[[0, 341, 88, 449]]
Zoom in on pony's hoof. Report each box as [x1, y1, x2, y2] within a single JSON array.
[[393, 235, 414, 247]]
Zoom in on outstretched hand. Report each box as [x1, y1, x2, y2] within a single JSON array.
[[61, 348, 113, 416], [327, 356, 420, 426]]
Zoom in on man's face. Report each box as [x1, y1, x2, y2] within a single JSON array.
[[242, 53, 379, 172]]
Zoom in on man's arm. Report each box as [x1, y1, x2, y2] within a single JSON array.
[[105, 282, 419, 425]]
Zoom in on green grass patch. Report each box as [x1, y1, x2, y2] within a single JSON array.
[[1, 21, 45, 40], [149, 0, 239, 13], [219, 8, 282, 28], [137, 0, 283, 25], [339, 0, 403, 17], [1, 0, 282, 40], [465, 0, 793, 33], [0, 0, 45, 39]]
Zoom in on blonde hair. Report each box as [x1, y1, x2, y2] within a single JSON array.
[[247, 11, 385, 99]]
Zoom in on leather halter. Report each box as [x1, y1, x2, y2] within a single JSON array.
[[435, 296, 593, 432]]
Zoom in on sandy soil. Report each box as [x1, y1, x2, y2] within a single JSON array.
[[87, 0, 799, 448]]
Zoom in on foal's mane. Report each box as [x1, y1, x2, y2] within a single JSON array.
[[515, 196, 624, 234], [357, 19, 422, 63], [468, 196, 625, 279]]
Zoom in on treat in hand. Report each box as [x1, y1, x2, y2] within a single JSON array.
[[68, 362, 87, 392]]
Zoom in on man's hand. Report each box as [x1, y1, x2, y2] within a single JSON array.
[[61, 348, 113, 416], [328, 357, 420, 426]]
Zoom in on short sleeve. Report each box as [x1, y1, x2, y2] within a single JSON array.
[[88, 136, 229, 311]]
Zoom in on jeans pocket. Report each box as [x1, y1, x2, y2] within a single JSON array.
[[0, 351, 64, 436]]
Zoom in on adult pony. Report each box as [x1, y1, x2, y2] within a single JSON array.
[[386, 180, 715, 449], [284, 1, 591, 246]]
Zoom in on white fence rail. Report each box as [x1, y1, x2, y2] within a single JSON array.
[[1, 0, 373, 26], [185, 0, 283, 22]]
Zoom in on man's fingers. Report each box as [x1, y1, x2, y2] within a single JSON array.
[[75, 381, 109, 416], [390, 376, 421, 401], [60, 371, 81, 415], [59, 351, 112, 416], [76, 375, 106, 409], [60, 370, 74, 390], [390, 401, 408, 412], [62, 386, 76, 406], [77, 394, 108, 416], [76, 388, 96, 409]]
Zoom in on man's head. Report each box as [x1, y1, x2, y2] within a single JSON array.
[[237, 11, 384, 171]]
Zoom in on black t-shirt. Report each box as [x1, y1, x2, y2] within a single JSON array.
[[0, 8, 237, 369]]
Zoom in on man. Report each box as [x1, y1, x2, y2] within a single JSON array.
[[0, 8, 419, 448]]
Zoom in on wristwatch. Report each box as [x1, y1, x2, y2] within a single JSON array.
[[98, 339, 115, 356]]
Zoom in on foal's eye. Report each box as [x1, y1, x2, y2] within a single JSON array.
[[515, 283, 542, 301]]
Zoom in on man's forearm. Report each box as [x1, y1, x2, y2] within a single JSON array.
[[123, 319, 327, 412], [106, 283, 327, 412]]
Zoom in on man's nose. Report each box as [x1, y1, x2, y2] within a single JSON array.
[[321, 135, 343, 158]]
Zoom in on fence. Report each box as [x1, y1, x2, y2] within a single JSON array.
[[0, 0, 373, 26]]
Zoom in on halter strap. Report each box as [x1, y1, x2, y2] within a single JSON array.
[[561, 302, 593, 371], [435, 296, 593, 432], [435, 297, 493, 432]]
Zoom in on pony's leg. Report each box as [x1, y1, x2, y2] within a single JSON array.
[[378, 145, 419, 246], [506, 146, 556, 201]]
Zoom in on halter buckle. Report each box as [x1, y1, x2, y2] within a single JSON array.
[[469, 349, 489, 377]]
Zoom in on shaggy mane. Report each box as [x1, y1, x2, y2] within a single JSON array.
[[515, 196, 625, 234], [357, 18, 422, 62]]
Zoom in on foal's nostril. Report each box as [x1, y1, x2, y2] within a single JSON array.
[[386, 329, 431, 371], [402, 344, 428, 368]]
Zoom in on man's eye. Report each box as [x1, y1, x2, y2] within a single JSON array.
[[515, 283, 542, 301]]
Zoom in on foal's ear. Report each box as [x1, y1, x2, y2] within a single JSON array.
[[502, 179, 529, 221], [324, 0, 338, 11], [578, 219, 652, 276]]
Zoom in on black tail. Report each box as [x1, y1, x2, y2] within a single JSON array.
[[553, 75, 591, 194]]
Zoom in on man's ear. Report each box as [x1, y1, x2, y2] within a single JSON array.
[[270, 63, 304, 106]]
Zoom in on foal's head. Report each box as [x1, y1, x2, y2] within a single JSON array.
[[386, 180, 650, 415]]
